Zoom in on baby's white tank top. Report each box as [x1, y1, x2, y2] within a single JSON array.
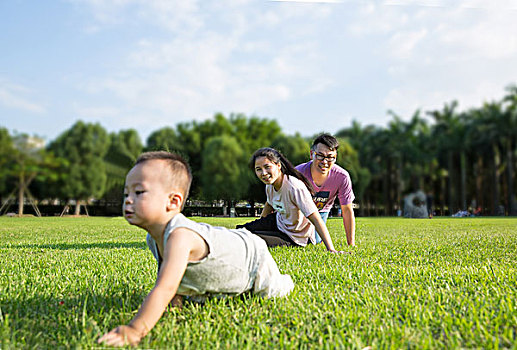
[[146, 213, 263, 296]]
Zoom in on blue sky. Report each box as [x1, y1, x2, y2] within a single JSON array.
[[1, 0, 517, 144]]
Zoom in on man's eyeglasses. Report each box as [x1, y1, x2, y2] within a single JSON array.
[[313, 152, 336, 162]]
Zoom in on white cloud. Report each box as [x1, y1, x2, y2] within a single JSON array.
[[71, 0, 333, 131], [62, 0, 517, 135], [457, 0, 517, 10], [135, 0, 203, 33], [345, 0, 517, 121], [386, 28, 427, 59], [348, 3, 410, 36], [0, 81, 46, 114], [73, 0, 203, 33], [349, 0, 517, 60], [269, 0, 342, 3], [75, 105, 121, 118], [382, 61, 514, 117], [436, 11, 517, 60]]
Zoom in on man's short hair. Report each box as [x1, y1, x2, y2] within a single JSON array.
[[311, 133, 339, 151], [135, 151, 193, 200]]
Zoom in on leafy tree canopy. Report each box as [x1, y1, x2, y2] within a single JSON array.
[[271, 133, 310, 166], [200, 135, 246, 203], [0, 128, 14, 194], [48, 121, 110, 201]]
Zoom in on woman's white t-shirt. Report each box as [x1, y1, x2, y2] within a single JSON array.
[[265, 174, 318, 246]]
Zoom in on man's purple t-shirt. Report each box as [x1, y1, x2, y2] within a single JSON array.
[[295, 161, 355, 213]]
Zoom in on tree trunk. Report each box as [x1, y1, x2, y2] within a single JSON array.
[[228, 200, 234, 217], [249, 200, 255, 217], [441, 174, 447, 216], [416, 171, 424, 192], [448, 151, 455, 215], [383, 159, 392, 216], [475, 156, 484, 212], [491, 143, 501, 215], [460, 151, 467, 210], [18, 172, 25, 216], [396, 157, 403, 215], [75, 201, 81, 215], [506, 137, 515, 215]]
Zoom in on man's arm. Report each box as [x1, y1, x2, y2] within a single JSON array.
[[341, 204, 355, 246]]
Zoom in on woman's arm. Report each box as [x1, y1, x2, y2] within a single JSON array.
[[98, 227, 207, 347], [307, 212, 346, 254], [260, 202, 275, 218]]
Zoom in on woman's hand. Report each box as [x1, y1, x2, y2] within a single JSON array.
[[97, 325, 143, 347]]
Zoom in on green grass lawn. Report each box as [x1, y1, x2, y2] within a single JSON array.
[[1, 216, 516, 349]]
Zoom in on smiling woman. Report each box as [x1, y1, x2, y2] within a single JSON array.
[[237, 147, 347, 254]]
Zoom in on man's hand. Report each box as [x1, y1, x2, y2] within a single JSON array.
[[97, 325, 143, 347]]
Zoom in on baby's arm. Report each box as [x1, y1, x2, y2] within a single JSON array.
[[98, 227, 208, 347], [307, 212, 346, 254]]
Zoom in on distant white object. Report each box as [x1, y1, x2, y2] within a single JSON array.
[[452, 210, 471, 217], [403, 190, 428, 218]]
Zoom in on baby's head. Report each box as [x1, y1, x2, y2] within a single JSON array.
[[134, 151, 192, 203], [123, 152, 192, 228]]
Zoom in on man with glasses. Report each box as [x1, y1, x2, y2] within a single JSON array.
[[295, 134, 356, 246]]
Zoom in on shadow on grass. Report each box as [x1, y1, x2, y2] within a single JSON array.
[[0, 290, 149, 347], [0, 242, 147, 250], [0, 289, 263, 347]]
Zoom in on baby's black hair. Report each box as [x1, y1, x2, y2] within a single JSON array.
[[135, 151, 193, 201]]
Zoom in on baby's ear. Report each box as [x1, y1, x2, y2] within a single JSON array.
[[167, 192, 184, 211]]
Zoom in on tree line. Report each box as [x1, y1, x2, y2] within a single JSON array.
[[337, 85, 517, 216], [0, 84, 516, 216], [0, 114, 367, 216]]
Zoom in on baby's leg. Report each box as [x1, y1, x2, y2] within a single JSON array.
[[251, 236, 294, 298]]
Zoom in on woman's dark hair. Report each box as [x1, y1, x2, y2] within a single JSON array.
[[250, 147, 315, 196]]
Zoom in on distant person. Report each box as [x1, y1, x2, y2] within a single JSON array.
[[426, 193, 433, 218], [98, 151, 293, 347], [237, 147, 346, 254], [295, 134, 356, 246]]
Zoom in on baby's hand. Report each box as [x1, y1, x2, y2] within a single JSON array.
[[97, 325, 142, 347]]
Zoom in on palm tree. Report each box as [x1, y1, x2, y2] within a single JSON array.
[[337, 121, 385, 216], [384, 111, 428, 210], [473, 102, 505, 215], [428, 101, 466, 215], [502, 85, 517, 215], [465, 107, 489, 214]]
